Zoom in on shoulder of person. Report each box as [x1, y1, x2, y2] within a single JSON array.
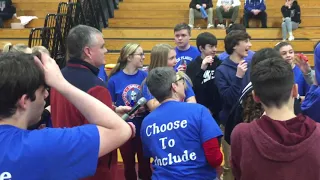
[[231, 122, 253, 139]]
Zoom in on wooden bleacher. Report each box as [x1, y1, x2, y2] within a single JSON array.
[[0, 0, 319, 69]]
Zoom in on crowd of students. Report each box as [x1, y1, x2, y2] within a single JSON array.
[[0, 11, 320, 180]]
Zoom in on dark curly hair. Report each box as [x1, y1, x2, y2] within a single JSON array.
[[242, 92, 264, 123]]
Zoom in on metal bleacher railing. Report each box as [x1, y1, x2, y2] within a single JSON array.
[[28, 0, 116, 69]]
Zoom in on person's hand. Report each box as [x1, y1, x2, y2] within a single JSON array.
[[201, 56, 214, 70], [236, 60, 248, 78], [285, 1, 289, 7], [196, 4, 201, 9], [177, 64, 186, 72], [252, 9, 259, 15], [34, 52, 67, 90], [294, 54, 312, 75], [202, 4, 206, 8], [225, 5, 231, 12], [115, 106, 132, 117]]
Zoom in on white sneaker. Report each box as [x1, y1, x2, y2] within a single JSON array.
[[288, 35, 295, 41], [282, 39, 286, 42], [217, 24, 225, 29], [188, 24, 194, 29], [207, 24, 214, 29]]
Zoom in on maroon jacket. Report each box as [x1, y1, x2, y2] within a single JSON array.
[[231, 114, 320, 180], [51, 59, 117, 180]]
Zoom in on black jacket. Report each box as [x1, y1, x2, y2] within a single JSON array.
[[281, 1, 301, 23], [189, 0, 213, 10], [186, 55, 222, 123]]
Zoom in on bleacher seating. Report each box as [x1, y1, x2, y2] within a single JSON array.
[[0, 0, 318, 72]]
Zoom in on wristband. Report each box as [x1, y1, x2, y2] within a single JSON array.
[[127, 123, 135, 138]]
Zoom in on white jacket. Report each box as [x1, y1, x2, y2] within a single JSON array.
[[216, 0, 241, 7]]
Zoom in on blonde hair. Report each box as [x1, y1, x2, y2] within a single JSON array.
[[149, 44, 174, 72], [3, 43, 32, 54], [109, 43, 140, 78], [31, 46, 50, 55], [148, 43, 192, 87]]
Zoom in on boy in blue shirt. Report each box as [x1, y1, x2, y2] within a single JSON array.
[[0, 52, 134, 179], [173, 23, 200, 71], [243, 0, 267, 28]]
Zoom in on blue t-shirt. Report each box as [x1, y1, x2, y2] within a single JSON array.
[[140, 101, 222, 180], [293, 65, 310, 96], [0, 124, 99, 180], [98, 65, 108, 82], [142, 80, 195, 105], [218, 50, 255, 62], [107, 70, 148, 134], [175, 46, 200, 70]]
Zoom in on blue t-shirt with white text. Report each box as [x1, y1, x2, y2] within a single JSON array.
[[175, 46, 200, 70], [0, 124, 99, 180], [140, 101, 222, 180]]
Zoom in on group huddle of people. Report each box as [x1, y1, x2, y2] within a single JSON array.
[[0, 21, 320, 180], [190, 0, 301, 41]]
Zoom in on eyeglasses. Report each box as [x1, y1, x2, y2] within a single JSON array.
[[132, 53, 145, 57], [174, 77, 185, 84]]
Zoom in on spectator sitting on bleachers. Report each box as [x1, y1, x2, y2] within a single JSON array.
[[281, 0, 301, 41], [243, 0, 267, 28], [3, 43, 31, 54], [216, 0, 240, 29], [218, 24, 255, 61], [188, 0, 214, 29], [0, 0, 16, 28]]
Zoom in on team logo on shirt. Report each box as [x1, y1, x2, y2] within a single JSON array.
[[122, 84, 141, 106], [202, 70, 215, 84]]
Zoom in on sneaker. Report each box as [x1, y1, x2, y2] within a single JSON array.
[[217, 24, 225, 29], [188, 24, 194, 29], [288, 35, 295, 41], [207, 24, 214, 29], [282, 39, 286, 42], [229, 23, 233, 27]]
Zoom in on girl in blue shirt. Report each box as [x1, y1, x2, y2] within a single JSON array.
[[107, 43, 152, 180], [142, 43, 196, 111], [275, 42, 310, 96]]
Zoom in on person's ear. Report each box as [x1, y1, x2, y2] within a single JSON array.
[[171, 82, 178, 93], [252, 90, 261, 103], [83, 46, 91, 59], [17, 94, 29, 110]]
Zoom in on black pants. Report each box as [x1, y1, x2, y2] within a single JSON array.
[[243, 10, 267, 28], [0, 13, 13, 28]]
